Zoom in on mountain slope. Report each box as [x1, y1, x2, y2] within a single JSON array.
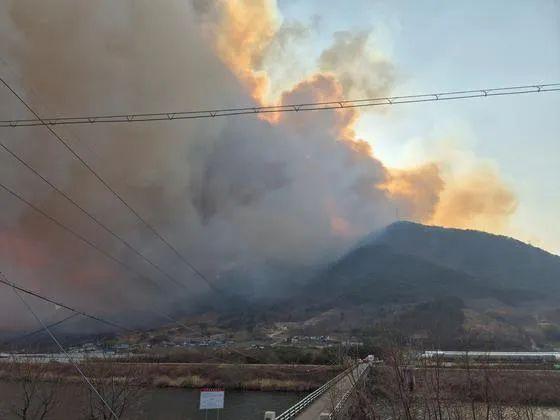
[[305, 244, 494, 306], [370, 222, 560, 294], [302, 222, 560, 309]]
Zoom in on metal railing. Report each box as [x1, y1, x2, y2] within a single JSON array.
[[275, 363, 366, 420], [329, 363, 370, 419]]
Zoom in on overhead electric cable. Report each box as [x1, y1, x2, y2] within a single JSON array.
[[0, 271, 132, 332], [1, 271, 265, 365], [0, 140, 190, 291], [1, 83, 558, 128], [12, 286, 119, 420], [3, 312, 80, 346], [0, 142, 225, 340], [0, 178, 170, 295], [0, 272, 200, 350], [0, 178, 219, 337], [0, 76, 221, 295]]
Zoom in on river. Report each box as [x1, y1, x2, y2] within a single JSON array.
[[0, 380, 306, 419]]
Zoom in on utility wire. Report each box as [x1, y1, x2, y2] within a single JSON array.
[[12, 286, 119, 420], [0, 178, 168, 295], [0, 76, 221, 294], [0, 271, 132, 332], [0, 140, 190, 291], [1, 83, 558, 128], [0, 179, 216, 339], [0, 272, 199, 351], [3, 312, 80, 347], [0, 140, 225, 342], [1, 271, 267, 365]]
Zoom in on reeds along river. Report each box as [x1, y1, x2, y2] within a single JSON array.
[[0, 380, 306, 419]]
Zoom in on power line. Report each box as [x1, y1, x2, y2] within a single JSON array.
[[12, 286, 119, 420], [0, 271, 132, 332], [0, 152, 226, 342], [3, 312, 80, 347], [0, 271, 203, 352], [0, 178, 168, 295], [0, 142, 229, 342], [1, 83, 558, 128], [0, 139, 189, 291], [0, 76, 221, 295], [0, 177, 222, 339], [2, 271, 267, 365]]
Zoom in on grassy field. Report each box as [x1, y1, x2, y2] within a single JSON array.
[[0, 361, 343, 392]]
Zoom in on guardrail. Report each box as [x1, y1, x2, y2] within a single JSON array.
[[328, 363, 370, 419], [275, 363, 364, 420]]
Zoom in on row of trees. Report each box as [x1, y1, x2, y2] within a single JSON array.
[[1, 359, 142, 420], [339, 347, 559, 420], [4, 345, 559, 419]]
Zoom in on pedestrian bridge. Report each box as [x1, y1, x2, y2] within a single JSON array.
[[265, 362, 370, 420]]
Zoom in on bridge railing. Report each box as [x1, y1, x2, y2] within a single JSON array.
[[328, 363, 370, 419], [275, 363, 361, 420]]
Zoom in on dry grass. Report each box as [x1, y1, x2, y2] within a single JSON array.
[[0, 360, 341, 392]]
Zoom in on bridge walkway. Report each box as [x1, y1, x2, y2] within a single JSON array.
[[273, 362, 369, 420], [295, 362, 368, 419]]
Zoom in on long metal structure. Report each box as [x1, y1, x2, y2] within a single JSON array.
[[275, 362, 369, 420], [1, 84, 558, 128]]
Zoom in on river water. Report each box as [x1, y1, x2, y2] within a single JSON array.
[[0, 380, 306, 419]]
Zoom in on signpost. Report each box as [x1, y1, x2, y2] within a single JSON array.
[[200, 388, 225, 419]]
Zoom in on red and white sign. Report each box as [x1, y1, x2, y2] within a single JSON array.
[[199, 388, 225, 410]]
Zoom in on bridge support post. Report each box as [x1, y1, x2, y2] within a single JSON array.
[[264, 411, 276, 420]]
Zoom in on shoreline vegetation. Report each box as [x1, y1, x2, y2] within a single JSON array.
[[3, 351, 560, 420], [343, 349, 560, 419], [0, 360, 343, 392], [2, 358, 560, 399]]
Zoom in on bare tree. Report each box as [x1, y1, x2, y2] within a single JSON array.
[[347, 344, 559, 420], [5, 359, 60, 420], [83, 360, 144, 420]]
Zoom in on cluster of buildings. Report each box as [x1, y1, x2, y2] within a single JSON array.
[[421, 351, 560, 364], [153, 338, 230, 348], [285, 335, 363, 348]]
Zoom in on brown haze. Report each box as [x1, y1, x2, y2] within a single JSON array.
[[0, 0, 517, 330], [431, 165, 518, 231]]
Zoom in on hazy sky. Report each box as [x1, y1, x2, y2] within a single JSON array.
[[278, 0, 560, 253]]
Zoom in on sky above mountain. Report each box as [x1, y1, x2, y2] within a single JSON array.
[[277, 0, 560, 254]]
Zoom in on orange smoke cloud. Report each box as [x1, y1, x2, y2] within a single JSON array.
[[0, 226, 118, 289], [383, 163, 517, 234], [279, 73, 361, 140], [0, 230, 50, 270], [200, 0, 519, 237], [197, 0, 280, 104], [430, 165, 518, 233], [381, 164, 444, 222]]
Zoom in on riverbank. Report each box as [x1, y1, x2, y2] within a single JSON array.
[[0, 380, 305, 420], [0, 361, 342, 392]]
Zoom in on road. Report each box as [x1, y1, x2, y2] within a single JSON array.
[[295, 362, 368, 420]]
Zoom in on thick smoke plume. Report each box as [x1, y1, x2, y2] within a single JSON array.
[[0, 0, 517, 330]]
